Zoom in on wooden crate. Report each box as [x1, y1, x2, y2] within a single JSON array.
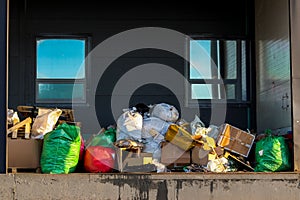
[[217, 123, 255, 157]]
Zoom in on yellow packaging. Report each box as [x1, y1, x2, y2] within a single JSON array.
[[165, 124, 195, 151]]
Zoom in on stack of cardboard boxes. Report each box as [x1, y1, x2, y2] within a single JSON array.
[[160, 123, 255, 171]]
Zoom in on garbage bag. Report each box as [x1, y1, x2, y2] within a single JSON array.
[[142, 138, 162, 161], [87, 127, 116, 148], [31, 108, 62, 139], [142, 117, 172, 139], [255, 133, 291, 172], [116, 110, 143, 141], [141, 117, 172, 161], [40, 123, 81, 174], [84, 146, 115, 173], [150, 103, 179, 122], [134, 103, 150, 118]]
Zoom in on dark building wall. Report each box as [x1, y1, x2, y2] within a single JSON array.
[[0, 0, 7, 173], [8, 0, 254, 137]]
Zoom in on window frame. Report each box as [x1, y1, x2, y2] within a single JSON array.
[[35, 35, 90, 104], [185, 36, 251, 107]]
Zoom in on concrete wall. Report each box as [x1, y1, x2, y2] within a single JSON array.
[[255, 0, 291, 133], [0, 173, 299, 200]]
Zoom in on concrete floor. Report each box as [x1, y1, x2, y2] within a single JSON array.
[[1, 172, 299, 200]]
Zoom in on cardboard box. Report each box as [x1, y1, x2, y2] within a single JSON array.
[[217, 123, 255, 157], [161, 142, 191, 166], [115, 147, 153, 172], [191, 146, 209, 165], [124, 153, 153, 167], [8, 138, 43, 169]]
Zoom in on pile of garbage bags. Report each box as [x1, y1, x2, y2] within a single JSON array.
[[116, 102, 178, 161], [7, 103, 293, 174], [111, 102, 250, 173]]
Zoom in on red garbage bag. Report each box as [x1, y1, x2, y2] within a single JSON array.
[[84, 146, 115, 173]]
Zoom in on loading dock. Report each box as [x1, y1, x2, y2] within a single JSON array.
[[1, 0, 300, 199]]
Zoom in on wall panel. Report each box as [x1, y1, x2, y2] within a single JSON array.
[[8, 0, 253, 136], [255, 0, 291, 133]]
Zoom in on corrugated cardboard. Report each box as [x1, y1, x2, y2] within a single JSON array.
[[191, 146, 209, 165], [161, 142, 191, 166], [115, 147, 153, 172], [217, 123, 255, 157], [8, 138, 43, 169], [125, 153, 153, 167]]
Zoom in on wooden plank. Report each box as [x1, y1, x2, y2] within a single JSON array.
[[12, 130, 17, 139], [7, 117, 31, 135], [24, 122, 30, 139]]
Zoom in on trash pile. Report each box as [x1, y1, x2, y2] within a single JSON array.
[[6, 103, 293, 174]]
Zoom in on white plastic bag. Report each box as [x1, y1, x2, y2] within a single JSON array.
[[151, 159, 167, 173], [31, 108, 62, 139], [190, 115, 205, 135], [150, 103, 179, 122], [116, 110, 143, 141], [7, 109, 19, 125]]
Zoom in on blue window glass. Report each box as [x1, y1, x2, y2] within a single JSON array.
[[37, 83, 85, 101], [189, 40, 212, 79], [36, 37, 86, 103], [37, 39, 85, 79], [188, 38, 247, 102]]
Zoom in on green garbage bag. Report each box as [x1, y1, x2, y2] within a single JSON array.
[[254, 130, 291, 172], [41, 123, 81, 174], [87, 127, 116, 148]]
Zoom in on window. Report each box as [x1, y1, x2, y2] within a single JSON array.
[[36, 37, 87, 103], [186, 38, 249, 105]]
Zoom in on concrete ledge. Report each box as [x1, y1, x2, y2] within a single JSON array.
[[1, 172, 300, 200]]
